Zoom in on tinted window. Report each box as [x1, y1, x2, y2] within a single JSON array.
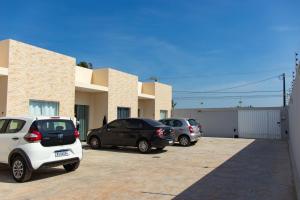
[[108, 120, 124, 128], [6, 119, 26, 133], [0, 119, 7, 133], [160, 120, 170, 126], [172, 120, 183, 127], [188, 119, 198, 126], [144, 119, 163, 127], [36, 120, 75, 133], [126, 119, 144, 129]]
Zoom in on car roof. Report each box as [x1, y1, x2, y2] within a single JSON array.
[[0, 116, 73, 121], [160, 118, 190, 121]]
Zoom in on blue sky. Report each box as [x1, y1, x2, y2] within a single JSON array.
[[0, 0, 299, 108]]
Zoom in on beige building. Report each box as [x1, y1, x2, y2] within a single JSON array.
[[0, 39, 172, 140]]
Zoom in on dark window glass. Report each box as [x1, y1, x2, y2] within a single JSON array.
[[36, 120, 75, 133], [6, 119, 26, 133], [117, 107, 130, 119], [0, 119, 7, 133], [108, 120, 124, 128], [160, 120, 170, 126], [144, 119, 163, 127], [172, 120, 183, 127], [188, 119, 198, 126], [126, 119, 144, 129]]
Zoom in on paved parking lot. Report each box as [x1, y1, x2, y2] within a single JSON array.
[[0, 138, 296, 200]]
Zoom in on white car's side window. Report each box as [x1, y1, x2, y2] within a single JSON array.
[[0, 119, 6, 133], [6, 120, 26, 134]]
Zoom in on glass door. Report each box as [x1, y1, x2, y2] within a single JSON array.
[[75, 105, 89, 141]]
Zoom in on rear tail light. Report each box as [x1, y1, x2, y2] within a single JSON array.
[[155, 128, 164, 138], [24, 127, 42, 142], [188, 126, 194, 133], [74, 129, 80, 139]]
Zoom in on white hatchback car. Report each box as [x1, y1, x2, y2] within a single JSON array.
[[0, 116, 83, 182]]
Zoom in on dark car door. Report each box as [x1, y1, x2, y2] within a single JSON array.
[[122, 119, 145, 146], [101, 120, 126, 145]]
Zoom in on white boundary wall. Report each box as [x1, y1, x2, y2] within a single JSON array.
[[288, 69, 300, 199]]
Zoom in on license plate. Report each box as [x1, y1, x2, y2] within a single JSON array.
[[169, 140, 173, 144], [55, 150, 69, 157]]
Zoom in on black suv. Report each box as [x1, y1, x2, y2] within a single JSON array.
[[87, 118, 174, 153]]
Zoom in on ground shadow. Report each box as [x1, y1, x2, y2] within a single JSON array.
[[83, 145, 167, 154], [173, 139, 296, 200], [0, 163, 68, 183]]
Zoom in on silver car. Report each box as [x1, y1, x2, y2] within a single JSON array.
[[159, 118, 202, 146]]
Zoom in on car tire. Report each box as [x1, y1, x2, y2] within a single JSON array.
[[89, 136, 101, 149], [138, 140, 151, 153], [179, 135, 191, 146], [11, 156, 32, 183], [63, 161, 80, 172]]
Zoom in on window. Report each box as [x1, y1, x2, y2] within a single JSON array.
[[126, 119, 144, 129], [117, 107, 130, 119], [171, 120, 183, 127], [108, 120, 124, 129], [29, 100, 59, 116], [6, 119, 26, 133], [160, 110, 168, 119], [36, 120, 75, 133], [0, 119, 6, 133], [188, 119, 199, 126]]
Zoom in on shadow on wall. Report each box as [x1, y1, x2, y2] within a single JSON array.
[[174, 140, 296, 200]]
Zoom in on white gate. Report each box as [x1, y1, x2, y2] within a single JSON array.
[[238, 110, 281, 139]]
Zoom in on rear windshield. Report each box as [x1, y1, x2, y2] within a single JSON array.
[[188, 119, 199, 126], [144, 119, 163, 127], [35, 119, 75, 133]]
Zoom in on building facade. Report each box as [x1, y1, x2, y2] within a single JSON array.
[[0, 39, 172, 141]]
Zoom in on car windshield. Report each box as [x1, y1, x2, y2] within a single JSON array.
[[144, 119, 163, 127], [188, 119, 199, 126]]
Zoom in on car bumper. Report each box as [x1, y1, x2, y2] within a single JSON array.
[[20, 139, 83, 170], [190, 132, 201, 142], [151, 138, 174, 148]]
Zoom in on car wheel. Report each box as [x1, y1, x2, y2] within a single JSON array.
[[63, 161, 80, 172], [138, 140, 151, 153], [11, 156, 32, 183], [179, 135, 191, 146], [89, 137, 101, 149]]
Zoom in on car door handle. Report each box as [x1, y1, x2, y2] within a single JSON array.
[[12, 137, 19, 140]]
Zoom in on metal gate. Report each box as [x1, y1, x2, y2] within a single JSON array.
[[238, 110, 281, 139]]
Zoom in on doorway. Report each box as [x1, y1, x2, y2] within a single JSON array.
[[75, 105, 89, 141]]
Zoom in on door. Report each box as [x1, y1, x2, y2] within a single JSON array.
[[102, 120, 125, 145], [0, 119, 25, 162], [122, 119, 143, 146], [238, 110, 281, 139], [75, 105, 89, 141]]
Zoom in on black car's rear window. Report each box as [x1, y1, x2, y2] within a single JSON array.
[[35, 119, 75, 133], [144, 119, 163, 127], [188, 119, 198, 126]]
